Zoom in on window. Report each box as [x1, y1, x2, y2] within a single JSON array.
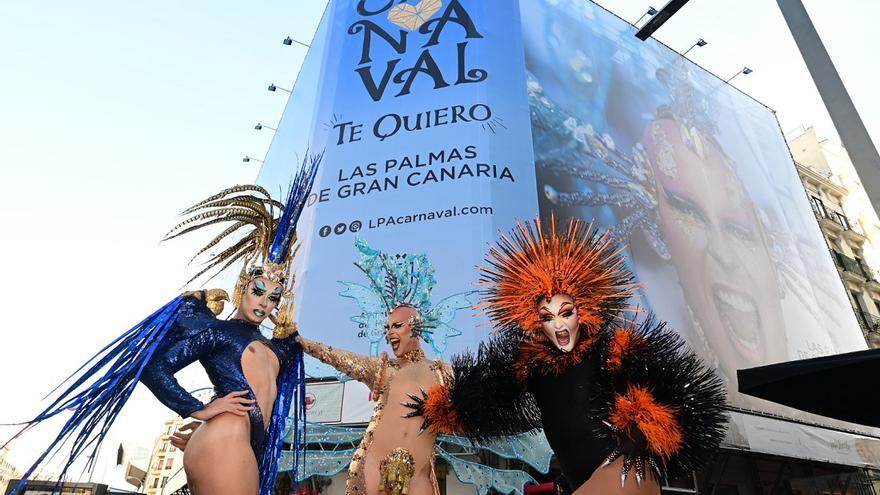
[[161, 476, 168, 488], [811, 196, 827, 218], [152, 477, 160, 489], [166, 458, 174, 470], [851, 291, 870, 329], [855, 257, 868, 277]]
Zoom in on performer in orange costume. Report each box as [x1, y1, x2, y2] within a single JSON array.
[[404, 217, 727, 494]]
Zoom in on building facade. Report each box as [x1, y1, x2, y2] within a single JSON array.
[[143, 417, 185, 495], [0, 446, 19, 495], [790, 126, 880, 348], [143, 388, 213, 495]]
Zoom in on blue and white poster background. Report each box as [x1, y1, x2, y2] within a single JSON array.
[[254, 0, 880, 465], [521, 0, 873, 439], [257, 0, 538, 378]]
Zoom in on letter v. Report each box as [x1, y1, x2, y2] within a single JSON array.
[[355, 60, 400, 102]]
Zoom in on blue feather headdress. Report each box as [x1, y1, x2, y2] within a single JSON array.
[[5, 152, 322, 494]]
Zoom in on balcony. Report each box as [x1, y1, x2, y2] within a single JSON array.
[[857, 312, 880, 333], [833, 251, 866, 277], [810, 197, 866, 241], [831, 252, 879, 288]]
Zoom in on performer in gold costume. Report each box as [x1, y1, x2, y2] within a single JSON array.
[[292, 239, 473, 495]]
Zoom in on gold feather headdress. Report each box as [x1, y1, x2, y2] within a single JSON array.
[[164, 184, 285, 306], [164, 153, 322, 312]]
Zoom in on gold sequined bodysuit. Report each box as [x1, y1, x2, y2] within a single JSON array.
[[297, 337, 448, 495]]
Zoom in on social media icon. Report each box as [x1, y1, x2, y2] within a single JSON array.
[[334, 223, 347, 235], [319, 225, 332, 237], [350, 220, 362, 233]]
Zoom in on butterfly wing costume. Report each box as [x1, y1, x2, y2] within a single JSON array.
[[5, 154, 322, 495]]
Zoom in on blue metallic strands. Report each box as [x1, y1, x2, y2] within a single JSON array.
[[268, 152, 323, 264], [258, 343, 307, 495], [4, 296, 185, 495]]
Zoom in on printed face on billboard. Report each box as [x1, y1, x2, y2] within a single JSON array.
[[258, 0, 874, 444], [641, 117, 788, 381], [521, 0, 867, 421]]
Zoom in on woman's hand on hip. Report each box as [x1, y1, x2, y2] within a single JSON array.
[[170, 421, 201, 451], [191, 390, 254, 421]]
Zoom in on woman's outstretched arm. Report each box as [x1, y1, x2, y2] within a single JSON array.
[[404, 329, 542, 441], [295, 333, 384, 392]]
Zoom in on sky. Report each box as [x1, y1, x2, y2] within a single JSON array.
[[0, 0, 877, 487]]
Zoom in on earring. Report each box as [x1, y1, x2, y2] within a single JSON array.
[[232, 283, 243, 308]]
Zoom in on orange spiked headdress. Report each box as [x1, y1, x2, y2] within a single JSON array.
[[478, 216, 636, 334]]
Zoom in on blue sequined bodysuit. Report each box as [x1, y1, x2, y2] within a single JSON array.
[[140, 295, 298, 461]]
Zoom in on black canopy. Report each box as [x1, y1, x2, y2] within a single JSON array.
[[737, 348, 879, 428]]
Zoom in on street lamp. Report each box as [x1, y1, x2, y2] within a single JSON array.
[[283, 36, 310, 48], [725, 66, 753, 83], [267, 84, 291, 94], [634, 6, 658, 26], [254, 123, 277, 132], [242, 156, 264, 164], [682, 38, 707, 56]]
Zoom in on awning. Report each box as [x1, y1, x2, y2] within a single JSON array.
[[737, 349, 879, 428]]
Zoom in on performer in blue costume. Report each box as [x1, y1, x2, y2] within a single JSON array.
[[4, 154, 321, 495]]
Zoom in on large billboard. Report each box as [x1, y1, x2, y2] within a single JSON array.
[[520, 0, 869, 431], [257, 0, 880, 466], [260, 0, 538, 378]]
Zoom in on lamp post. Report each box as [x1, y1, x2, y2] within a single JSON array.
[[242, 156, 264, 164], [634, 6, 658, 26], [725, 67, 753, 83], [682, 38, 707, 56], [778, 0, 880, 218], [254, 123, 277, 132], [283, 36, 310, 48], [267, 84, 291, 94]]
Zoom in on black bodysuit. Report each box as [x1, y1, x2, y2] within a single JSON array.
[[425, 319, 727, 491], [528, 348, 610, 488]]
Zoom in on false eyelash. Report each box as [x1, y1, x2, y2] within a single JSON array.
[[251, 288, 265, 297]]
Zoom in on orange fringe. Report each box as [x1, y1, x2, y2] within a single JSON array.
[[477, 215, 638, 335], [607, 328, 644, 371], [423, 384, 463, 435], [609, 385, 683, 460]]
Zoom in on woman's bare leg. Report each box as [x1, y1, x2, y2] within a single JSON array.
[[573, 457, 660, 495], [406, 467, 436, 495], [363, 450, 381, 495], [184, 412, 259, 495]]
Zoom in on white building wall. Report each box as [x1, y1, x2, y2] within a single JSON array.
[[790, 126, 880, 347]]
